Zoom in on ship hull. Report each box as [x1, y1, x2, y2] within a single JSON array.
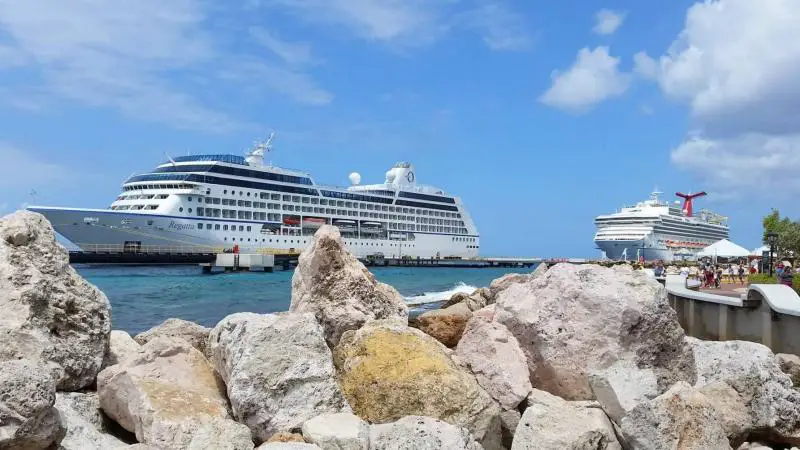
[[595, 239, 675, 262], [28, 206, 479, 259]]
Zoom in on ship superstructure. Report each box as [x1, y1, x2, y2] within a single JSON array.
[[593, 190, 729, 262], [29, 136, 479, 258]]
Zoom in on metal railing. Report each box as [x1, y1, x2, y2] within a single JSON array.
[[73, 243, 222, 254]]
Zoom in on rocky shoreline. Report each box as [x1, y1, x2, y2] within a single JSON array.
[[2, 210, 800, 450]]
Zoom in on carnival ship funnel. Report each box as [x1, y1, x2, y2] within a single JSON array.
[[675, 192, 707, 217]]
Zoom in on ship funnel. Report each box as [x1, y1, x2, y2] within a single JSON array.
[[675, 191, 707, 217]]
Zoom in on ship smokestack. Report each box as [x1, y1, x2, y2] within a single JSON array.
[[675, 191, 707, 217]]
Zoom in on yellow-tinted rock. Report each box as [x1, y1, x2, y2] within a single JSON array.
[[416, 302, 472, 348], [333, 321, 500, 448], [266, 432, 306, 443]]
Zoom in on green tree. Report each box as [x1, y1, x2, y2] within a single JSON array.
[[762, 209, 800, 258]]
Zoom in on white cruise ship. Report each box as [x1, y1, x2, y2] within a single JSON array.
[[594, 190, 729, 262], [28, 137, 479, 259]]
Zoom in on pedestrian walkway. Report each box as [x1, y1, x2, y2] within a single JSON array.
[[698, 282, 747, 298]]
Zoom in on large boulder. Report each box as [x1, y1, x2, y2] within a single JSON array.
[[301, 413, 368, 450], [0, 211, 112, 390], [97, 337, 253, 449], [369, 416, 482, 450], [442, 288, 492, 312], [689, 338, 800, 445], [208, 312, 349, 443], [55, 392, 129, 450], [511, 389, 621, 450], [488, 264, 547, 300], [495, 263, 695, 400], [589, 358, 659, 424], [0, 359, 65, 450], [134, 319, 211, 356], [290, 226, 408, 347], [333, 321, 501, 448], [776, 353, 800, 388], [456, 317, 532, 410], [416, 302, 472, 348], [620, 381, 731, 450], [105, 330, 141, 367]]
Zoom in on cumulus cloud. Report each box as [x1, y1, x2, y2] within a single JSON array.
[[539, 46, 630, 112], [593, 9, 626, 35], [639, 0, 800, 196], [458, 2, 531, 51]]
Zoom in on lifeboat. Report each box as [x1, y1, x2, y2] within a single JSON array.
[[362, 221, 382, 227], [302, 217, 326, 228], [283, 216, 300, 226]]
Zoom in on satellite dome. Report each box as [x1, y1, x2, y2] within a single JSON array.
[[349, 172, 361, 185], [385, 170, 396, 183]]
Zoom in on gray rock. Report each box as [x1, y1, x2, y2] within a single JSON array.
[[512, 389, 621, 450], [455, 317, 532, 409], [589, 358, 659, 424], [97, 337, 253, 449], [301, 413, 368, 450], [620, 381, 731, 450], [689, 338, 800, 445], [0, 359, 65, 450], [495, 263, 695, 400], [369, 416, 482, 450], [105, 330, 141, 367], [290, 226, 408, 347], [0, 211, 112, 391], [208, 312, 349, 443], [499, 409, 520, 450], [55, 392, 128, 450], [776, 353, 800, 387], [134, 319, 211, 357]]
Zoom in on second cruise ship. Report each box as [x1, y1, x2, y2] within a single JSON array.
[[28, 136, 480, 259], [594, 190, 729, 262]]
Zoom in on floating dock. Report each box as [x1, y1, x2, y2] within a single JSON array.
[[201, 253, 276, 273]]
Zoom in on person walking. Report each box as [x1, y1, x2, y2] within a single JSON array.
[[780, 263, 795, 287], [738, 264, 745, 285]]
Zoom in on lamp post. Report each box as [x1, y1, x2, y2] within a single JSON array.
[[767, 232, 779, 277]]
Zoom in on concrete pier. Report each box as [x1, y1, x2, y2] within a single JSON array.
[[664, 274, 800, 355]]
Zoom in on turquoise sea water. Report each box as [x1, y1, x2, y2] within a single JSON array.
[[74, 265, 533, 335]]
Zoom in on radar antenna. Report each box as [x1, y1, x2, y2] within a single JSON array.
[[675, 191, 707, 217], [246, 131, 276, 167]]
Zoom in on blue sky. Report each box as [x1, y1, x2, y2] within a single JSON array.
[[1, 0, 799, 257]]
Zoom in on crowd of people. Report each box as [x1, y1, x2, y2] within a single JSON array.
[[652, 259, 796, 289]]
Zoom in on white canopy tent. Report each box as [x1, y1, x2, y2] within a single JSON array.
[[697, 239, 751, 259], [751, 245, 770, 256]]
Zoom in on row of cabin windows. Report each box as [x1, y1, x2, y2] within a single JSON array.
[[453, 237, 477, 243]]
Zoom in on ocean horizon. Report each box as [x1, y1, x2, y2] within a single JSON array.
[[75, 265, 534, 335]]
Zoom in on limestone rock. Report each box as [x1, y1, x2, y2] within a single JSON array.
[[777, 353, 800, 387], [512, 389, 621, 450], [620, 381, 731, 450], [499, 409, 520, 450], [456, 317, 532, 409], [697, 382, 752, 447], [266, 432, 306, 443], [489, 273, 530, 300], [134, 319, 211, 356], [369, 416, 482, 450], [0, 359, 65, 450], [589, 358, 659, 424], [105, 330, 141, 367], [495, 263, 695, 400], [97, 337, 252, 449], [443, 289, 492, 312], [473, 304, 495, 321], [416, 302, 472, 348], [333, 321, 501, 448], [689, 338, 800, 444], [290, 226, 408, 347], [256, 444, 322, 449], [0, 211, 112, 390], [442, 292, 471, 309], [301, 413, 368, 450], [55, 392, 128, 450], [208, 312, 349, 443]]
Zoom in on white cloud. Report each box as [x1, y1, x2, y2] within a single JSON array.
[[539, 47, 630, 112], [458, 2, 531, 51], [218, 58, 333, 106], [0, 0, 332, 131], [249, 27, 317, 66], [593, 9, 626, 35], [671, 134, 800, 194], [639, 0, 800, 197], [263, 0, 530, 51]]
